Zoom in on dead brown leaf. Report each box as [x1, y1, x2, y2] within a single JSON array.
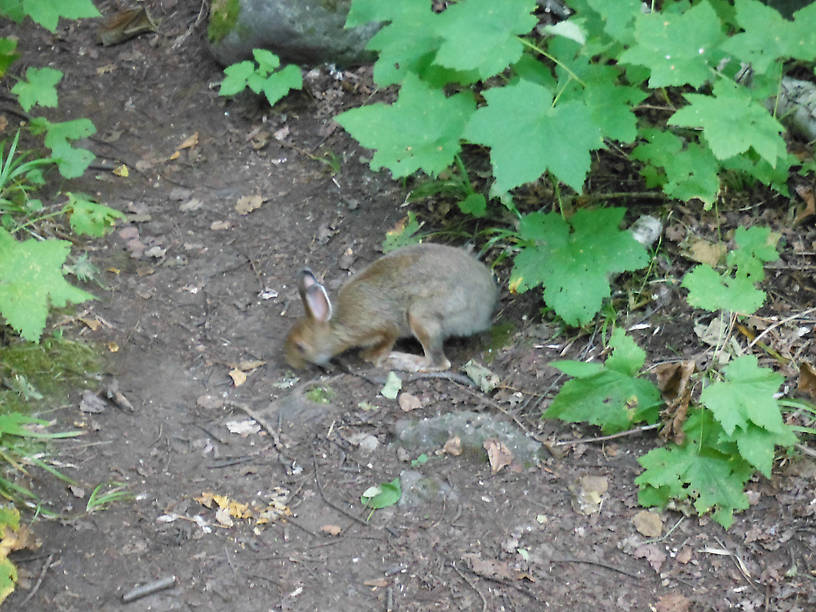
[[461, 553, 514, 581], [654, 361, 695, 444], [398, 392, 421, 412], [794, 184, 816, 225], [633, 542, 666, 573], [655, 593, 691, 612], [484, 438, 513, 474], [676, 547, 693, 564], [363, 577, 389, 588], [632, 510, 663, 538], [798, 362, 816, 400], [178, 132, 199, 150], [687, 238, 726, 266]]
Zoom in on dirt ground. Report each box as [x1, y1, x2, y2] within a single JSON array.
[[4, 1, 816, 610]]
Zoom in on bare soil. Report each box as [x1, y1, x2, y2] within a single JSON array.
[[4, 2, 816, 611]]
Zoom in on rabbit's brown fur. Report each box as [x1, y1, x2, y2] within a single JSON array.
[[284, 243, 498, 371]]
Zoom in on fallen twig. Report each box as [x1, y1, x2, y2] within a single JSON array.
[[19, 552, 54, 608], [122, 575, 177, 603], [554, 424, 659, 446], [312, 447, 369, 527]]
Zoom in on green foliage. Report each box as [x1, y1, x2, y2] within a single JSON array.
[[86, 482, 133, 512], [361, 477, 401, 511], [510, 208, 649, 326], [11, 66, 61, 111], [0, 38, 19, 77], [682, 226, 779, 313], [219, 49, 303, 108], [65, 192, 125, 237], [0, 505, 20, 605], [0, 0, 100, 32], [336, 74, 475, 179], [29, 117, 96, 179], [545, 329, 660, 433], [637, 357, 796, 528], [0, 228, 94, 342]]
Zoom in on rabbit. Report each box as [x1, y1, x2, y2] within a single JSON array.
[[284, 243, 498, 372]]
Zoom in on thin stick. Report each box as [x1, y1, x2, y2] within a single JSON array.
[[748, 306, 816, 349], [312, 448, 369, 527], [18, 553, 54, 608], [121, 576, 177, 602], [554, 424, 659, 446], [451, 561, 487, 612]]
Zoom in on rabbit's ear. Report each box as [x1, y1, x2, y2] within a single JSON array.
[[298, 269, 332, 322]]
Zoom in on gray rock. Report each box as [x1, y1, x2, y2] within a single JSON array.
[[398, 470, 456, 508], [394, 410, 543, 467], [208, 0, 380, 67]]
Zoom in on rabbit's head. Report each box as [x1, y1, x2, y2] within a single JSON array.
[[284, 269, 335, 369]]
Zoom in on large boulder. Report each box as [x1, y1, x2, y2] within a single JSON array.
[[207, 0, 379, 67]]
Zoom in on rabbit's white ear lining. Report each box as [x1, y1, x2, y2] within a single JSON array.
[[303, 283, 333, 322]]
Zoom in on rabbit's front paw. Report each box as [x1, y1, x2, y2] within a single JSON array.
[[384, 351, 450, 372]]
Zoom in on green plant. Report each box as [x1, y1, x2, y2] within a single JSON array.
[[361, 477, 401, 519], [219, 48, 303, 107], [86, 482, 133, 513], [544, 226, 801, 528], [336, 0, 814, 324]]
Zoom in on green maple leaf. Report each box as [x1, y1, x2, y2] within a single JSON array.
[[464, 79, 602, 194], [349, 0, 442, 86], [682, 225, 778, 313], [700, 356, 787, 438], [720, 0, 816, 73], [726, 226, 779, 281], [65, 193, 124, 237], [636, 409, 753, 529], [668, 79, 786, 167], [618, 0, 725, 88], [434, 0, 536, 79], [510, 208, 649, 326], [663, 142, 720, 205], [545, 329, 660, 433], [219, 61, 255, 96], [0, 229, 93, 342], [11, 66, 61, 111], [681, 265, 765, 313], [335, 73, 474, 178], [22, 0, 100, 32], [29, 117, 96, 178]]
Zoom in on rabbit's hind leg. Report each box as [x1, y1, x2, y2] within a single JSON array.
[[406, 312, 451, 371]]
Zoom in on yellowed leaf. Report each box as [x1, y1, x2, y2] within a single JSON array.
[[107, 342, 119, 352], [229, 368, 247, 387], [210, 220, 232, 231], [238, 359, 266, 371], [569, 475, 608, 516], [235, 195, 264, 215], [78, 316, 101, 331], [96, 63, 116, 75], [168, 150, 180, 161], [321, 524, 342, 536], [178, 132, 199, 149], [112, 164, 129, 177], [443, 436, 462, 456]]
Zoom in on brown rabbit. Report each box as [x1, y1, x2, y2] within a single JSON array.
[[284, 243, 498, 371]]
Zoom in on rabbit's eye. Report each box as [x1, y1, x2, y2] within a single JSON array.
[[295, 342, 306, 354]]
